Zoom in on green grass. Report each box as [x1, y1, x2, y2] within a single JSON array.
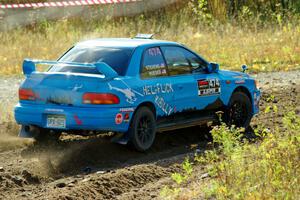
[[204, 112, 300, 199], [161, 111, 300, 199]]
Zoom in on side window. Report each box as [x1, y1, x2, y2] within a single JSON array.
[[161, 46, 191, 76], [184, 49, 208, 72], [161, 46, 207, 76], [141, 47, 167, 78]]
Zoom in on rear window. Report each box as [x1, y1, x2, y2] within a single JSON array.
[[49, 46, 134, 76]]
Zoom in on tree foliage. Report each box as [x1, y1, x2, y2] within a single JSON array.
[[190, 0, 300, 23]]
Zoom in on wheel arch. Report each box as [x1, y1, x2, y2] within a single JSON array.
[[232, 86, 252, 103], [134, 101, 156, 118]]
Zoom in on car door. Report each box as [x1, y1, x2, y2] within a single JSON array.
[[183, 49, 222, 110], [161, 46, 222, 113], [160, 46, 198, 115], [139, 47, 175, 119]]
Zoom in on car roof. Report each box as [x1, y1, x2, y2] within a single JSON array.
[[76, 38, 180, 48]]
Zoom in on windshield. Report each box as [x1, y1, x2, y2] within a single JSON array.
[[49, 46, 134, 76]]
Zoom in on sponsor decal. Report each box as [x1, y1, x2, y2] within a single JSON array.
[[69, 84, 83, 91], [45, 108, 64, 112], [124, 113, 130, 123], [144, 64, 165, 71], [144, 64, 167, 77], [119, 107, 135, 112], [147, 47, 162, 56], [235, 80, 245, 84], [74, 115, 82, 125], [115, 113, 123, 125], [143, 47, 167, 77], [154, 95, 173, 115], [148, 68, 167, 76], [108, 80, 144, 104], [233, 75, 245, 79], [142, 83, 175, 116], [198, 79, 221, 96], [143, 83, 174, 96]]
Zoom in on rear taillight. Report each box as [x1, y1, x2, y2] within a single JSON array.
[[83, 93, 120, 105], [19, 88, 36, 101]]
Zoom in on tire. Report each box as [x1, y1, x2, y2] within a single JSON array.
[[225, 91, 252, 128], [128, 107, 156, 152]]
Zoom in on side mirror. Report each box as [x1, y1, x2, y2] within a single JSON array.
[[207, 62, 219, 73], [23, 59, 36, 76]]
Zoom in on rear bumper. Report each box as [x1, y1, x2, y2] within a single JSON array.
[[14, 103, 134, 133]]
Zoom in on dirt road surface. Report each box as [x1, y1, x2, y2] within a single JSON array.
[[0, 70, 299, 199]]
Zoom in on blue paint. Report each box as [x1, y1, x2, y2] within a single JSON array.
[[22, 59, 36, 76], [15, 38, 261, 138]]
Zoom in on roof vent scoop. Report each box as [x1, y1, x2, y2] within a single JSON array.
[[134, 33, 154, 39]]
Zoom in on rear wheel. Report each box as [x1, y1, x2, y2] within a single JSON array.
[[225, 92, 252, 128], [128, 107, 156, 152]]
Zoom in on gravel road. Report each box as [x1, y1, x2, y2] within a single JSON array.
[[0, 70, 299, 200]]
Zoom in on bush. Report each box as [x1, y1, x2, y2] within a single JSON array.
[[161, 111, 300, 199], [200, 112, 300, 199]]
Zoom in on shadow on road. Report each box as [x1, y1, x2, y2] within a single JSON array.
[[20, 126, 212, 178], [20, 124, 257, 179]]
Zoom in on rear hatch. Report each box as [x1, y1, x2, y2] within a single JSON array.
[[22, 72, 107, 107]]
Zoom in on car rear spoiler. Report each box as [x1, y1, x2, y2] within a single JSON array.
[[22, 59, 118, 79]]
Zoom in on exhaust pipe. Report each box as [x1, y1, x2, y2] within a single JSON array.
[[19, 125, 40, 138]]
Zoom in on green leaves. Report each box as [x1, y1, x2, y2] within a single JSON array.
[[171, 173, 185, 185], [203, 112, 300, 199], [161, 111, 300, 199], [170, 158, 193, 185], [182, 158, 193, 176]]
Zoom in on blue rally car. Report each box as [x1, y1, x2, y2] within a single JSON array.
[[15, 34, 260, 151]]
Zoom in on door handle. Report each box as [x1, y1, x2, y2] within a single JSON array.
[[178, 84, 183, 89]]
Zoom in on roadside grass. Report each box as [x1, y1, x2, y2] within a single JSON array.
[[161, 111, 300, 199], [0, 13, 300, 75]]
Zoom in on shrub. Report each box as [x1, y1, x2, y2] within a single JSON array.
[[161, 111, 299, 199], [201, 112, 300, 199]]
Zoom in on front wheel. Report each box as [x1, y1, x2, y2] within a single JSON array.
[[128, 107, 156, 152], [225, 92, 252, 128]]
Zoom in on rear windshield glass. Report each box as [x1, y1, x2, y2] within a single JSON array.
[[49, 46, 134, 76]]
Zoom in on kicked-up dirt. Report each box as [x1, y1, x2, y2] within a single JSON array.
[[0, 70, 299, 200]]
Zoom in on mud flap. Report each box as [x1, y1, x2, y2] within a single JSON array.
[[110, 132, 129, 145], [19, 125, 39, 138]]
